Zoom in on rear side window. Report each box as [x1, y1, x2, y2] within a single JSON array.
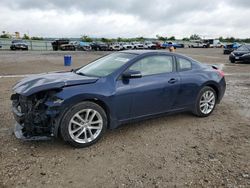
[[129, 55, 173, 76], [177, 57, 192, 71]]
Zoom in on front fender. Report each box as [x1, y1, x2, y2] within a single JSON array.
[[52, 93, 118, 137]]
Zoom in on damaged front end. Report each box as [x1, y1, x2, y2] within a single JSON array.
[[11, 90, 63, 140]]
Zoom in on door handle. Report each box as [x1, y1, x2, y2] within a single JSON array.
[[168, 78, 177, 84]]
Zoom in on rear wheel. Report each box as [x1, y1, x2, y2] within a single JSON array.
[[60, 102, 107, 148], [193, 86, 217, 117]]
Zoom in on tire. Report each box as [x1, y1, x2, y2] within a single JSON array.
[[193, 86, 217, 117], [230, 59, 235, 63], [60, 101, 107, 148]]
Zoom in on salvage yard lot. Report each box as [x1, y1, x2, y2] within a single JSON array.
[[0, 48, 249, 187]]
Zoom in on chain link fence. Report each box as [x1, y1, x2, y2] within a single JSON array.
[[0, 38, 53, 50], [0, 38, 193, 51]]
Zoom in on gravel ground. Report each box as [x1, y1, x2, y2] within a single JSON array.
[[0, 48, 249, 187]]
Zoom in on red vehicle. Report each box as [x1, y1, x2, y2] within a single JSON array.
[[152, 41, 162, 49]]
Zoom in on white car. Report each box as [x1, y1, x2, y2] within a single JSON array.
[[120, 43, 133, 50], [188, 40, 209, 48], [131, 42, 144, 49], [144, 42, 157, 49], [109, 43, 122, 51], [202, 39, 224, 48]]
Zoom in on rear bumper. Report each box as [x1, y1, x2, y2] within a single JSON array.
[[218, 77, 226, 103]]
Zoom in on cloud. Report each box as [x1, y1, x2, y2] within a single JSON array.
[[0, 0, 249, 38]]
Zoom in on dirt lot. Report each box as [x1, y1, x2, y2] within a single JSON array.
[[0, 49, 249, 187]]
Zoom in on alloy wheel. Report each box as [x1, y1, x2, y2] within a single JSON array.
[[199, 90, 216, 114], [68, 109, 103, 144]]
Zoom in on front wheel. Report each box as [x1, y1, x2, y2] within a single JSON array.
[[60, 102, 107, 148], [193, 86, 217, 117]]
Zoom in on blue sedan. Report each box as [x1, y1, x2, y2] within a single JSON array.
[[11, 50, 226, 147]]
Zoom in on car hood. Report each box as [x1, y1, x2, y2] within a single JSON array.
[[13, 71, 98, 96], [233, 51, 249, 56]]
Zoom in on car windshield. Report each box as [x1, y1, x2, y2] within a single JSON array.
[[12, 40, 24, 43], [237, 45, 250, 51], [76, 52, 137, 77], [245, 45, 250, 51]]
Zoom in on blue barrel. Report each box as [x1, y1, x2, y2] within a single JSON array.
[[64, 55, 72, 66]]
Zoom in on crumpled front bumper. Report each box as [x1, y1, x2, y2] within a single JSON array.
[[14, 122, 52, 141], [11, 91, 65, 140]]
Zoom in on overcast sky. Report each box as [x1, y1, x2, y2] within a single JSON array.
[[0, 0, 250, 39]]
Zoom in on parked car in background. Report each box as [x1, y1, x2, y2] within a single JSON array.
[[78, 42, 91, 51], [223, 42, 241, 54], [60, 43, 76, 51], [11, 50, 226, 148], [215, 41, 225, 48], [162, 41, 184, 49], [131, 42, 144, 49], [51, 39, 70, 51], [229, 45, 250, 63], [70, 41, 91, 51], [90, 42, 109, 51], [188, 40, 209, 48], [10, 40, 28, 50], [0, 43, 2, 49], [109, 43, 122, 51], [152, 41, 162, 49], [144, 41, 157, 49], [215, 41, 224, 48], [203, 39, 223, 48], [120, 43, 133, 50]]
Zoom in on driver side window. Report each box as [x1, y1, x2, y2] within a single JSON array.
[[129, 55, 173, 76]]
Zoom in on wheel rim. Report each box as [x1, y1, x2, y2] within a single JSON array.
[[199, 90, 216, 114], [68, 109, 103, 144]]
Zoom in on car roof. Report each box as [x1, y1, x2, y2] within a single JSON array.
[[121, 50, 190, 59], [122, 50, 170, 55]]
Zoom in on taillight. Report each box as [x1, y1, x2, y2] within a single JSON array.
[[211, 65, 224, 77], [216, 69, 225, 77]]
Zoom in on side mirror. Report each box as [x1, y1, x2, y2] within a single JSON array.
[[122, 70, 142, 79]]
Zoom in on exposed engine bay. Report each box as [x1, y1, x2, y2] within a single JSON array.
[[11, 90, 61, 139]]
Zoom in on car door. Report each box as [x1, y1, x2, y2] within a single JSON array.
[[175, 57, 200, 107], [124, 55, 180, 118]]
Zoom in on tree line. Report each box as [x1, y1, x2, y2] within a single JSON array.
[[1, 31, 250, 43], [0, 31, 44, 40]]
